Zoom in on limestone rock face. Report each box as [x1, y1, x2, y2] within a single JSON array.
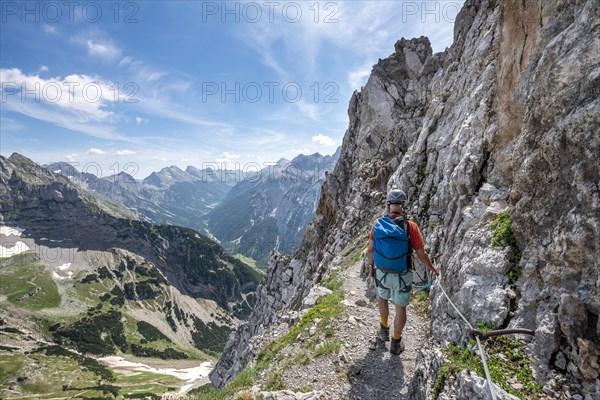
[[211, 0, 599, 397]]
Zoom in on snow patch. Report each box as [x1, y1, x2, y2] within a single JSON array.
[[97, 356, 213, 394], [0, 226, 25, 237], [52, 271, 66, 280], [58, 263, 71, 270], [0, 241, 30, 258]]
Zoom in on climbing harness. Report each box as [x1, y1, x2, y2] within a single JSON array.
[[411, 262, 433, 292], [413, 279, 434, 292], [375, 269, 412, 293]]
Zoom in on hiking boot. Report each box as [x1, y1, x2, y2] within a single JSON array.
[[378, 324, 390, 342], [390, 338, 405, 355]]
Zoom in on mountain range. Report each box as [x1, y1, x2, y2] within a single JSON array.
[[45, 150, 339, 269], [205, 151, 340, 267], [0, 153, 262, 397], [44, 161, 234, 231]]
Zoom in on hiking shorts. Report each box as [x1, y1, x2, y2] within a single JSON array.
[[375, 268, 413, 307]]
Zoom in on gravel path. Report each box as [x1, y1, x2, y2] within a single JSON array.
[[258, 259, 433, 400], [338, 260, 431, 399]]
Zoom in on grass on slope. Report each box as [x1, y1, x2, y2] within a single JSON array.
[[0, 346, 182, 399], [0, 254, 60, 310], [191, 289, 346, 399]]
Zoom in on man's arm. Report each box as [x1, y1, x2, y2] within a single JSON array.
[[415, 248, 439, 276], [367, 239, 375, 277]]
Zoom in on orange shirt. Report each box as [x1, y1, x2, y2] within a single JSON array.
[[369, 217, 425, 251]]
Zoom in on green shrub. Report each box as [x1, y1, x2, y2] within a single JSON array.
[[262, 370, 286, 391], [130, 344, 188, 360], [124, 393, 161, 399], [314, 339, 341, 357], [433, 337, 542, 400], [322, 271, 343, 291], [52, 310, 127, 355], [81, 273, 99, 284], [191, 317, 231, 354], [136, 320, 170, 342], [257, 290, 345, 365], [34, 345, 114, 381], [491, 210, 522, 283]]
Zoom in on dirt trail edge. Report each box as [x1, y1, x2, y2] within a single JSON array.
[[248, 257, 433, 400]]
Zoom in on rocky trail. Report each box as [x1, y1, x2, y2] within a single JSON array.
[[241, 257, 434, 400], [337, 260, 432, 399]]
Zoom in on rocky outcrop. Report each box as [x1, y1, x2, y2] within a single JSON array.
[[211, 0, 599, 398], [210, 34, 441, 388]]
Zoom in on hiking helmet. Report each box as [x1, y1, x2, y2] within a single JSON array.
[[386, 189, 407, 205]]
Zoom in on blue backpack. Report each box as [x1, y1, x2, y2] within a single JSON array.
[[373, 216, 412, 272]]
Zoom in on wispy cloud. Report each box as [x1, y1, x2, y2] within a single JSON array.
[[85, 39, 122, 62], [0, 68, 131, 140], [116, 150, 136, 156], [348, 65, 372, 91], [135, 117, 148, 126], [87, 148, 107, 155], [312, 134, 336, 147], [118, 56, 166, 82], [43, 25, 57, 35]]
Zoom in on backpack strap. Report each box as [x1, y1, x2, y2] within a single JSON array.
[[401, 216, 413, 271]]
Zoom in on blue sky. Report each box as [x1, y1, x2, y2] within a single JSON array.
[[1, 1, 463, 179]]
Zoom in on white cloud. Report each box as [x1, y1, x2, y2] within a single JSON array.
[[43, 25, 57, 34], [86, 39, 121, 61], [135, 117, 148, 126], [0, 68, 134, 141], [0, 68, 115, 120], [37, 65, 50, 73], [312, 134, 335, 147], [215, 152, 243, 169], [87, 148, 107, 155], [349, 66, 372, 91], [295, 100, 321, 121], [116, 150, 136, 156], [216, 152, 240, 163]]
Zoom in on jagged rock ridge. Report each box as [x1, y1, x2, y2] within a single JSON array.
[[45, 162, 233, 231], [210, 0, 599, 398]]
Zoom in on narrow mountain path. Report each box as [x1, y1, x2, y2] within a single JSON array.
[[254, 258, 434, 400], [336, 259, 431, 399]]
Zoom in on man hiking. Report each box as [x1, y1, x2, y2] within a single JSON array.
[[367, 188, 439, 354]]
